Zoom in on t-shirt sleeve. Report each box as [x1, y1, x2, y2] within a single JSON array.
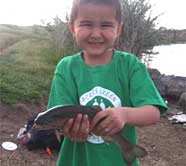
[[47, 59, 78, 109], [129, 56, 167, 114]]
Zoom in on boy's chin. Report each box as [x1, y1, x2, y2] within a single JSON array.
[[84, 50, 105, 57], [84, 48, 112, 57]]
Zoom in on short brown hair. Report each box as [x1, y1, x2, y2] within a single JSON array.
[[69, 0, 122, 24]]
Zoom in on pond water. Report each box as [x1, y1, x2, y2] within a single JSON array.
[[146, 44, 186, 77]]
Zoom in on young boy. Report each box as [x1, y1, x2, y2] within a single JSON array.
[[47, 0, 167, 165]]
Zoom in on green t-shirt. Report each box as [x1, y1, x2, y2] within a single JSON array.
[[47, 50, 167, 166]]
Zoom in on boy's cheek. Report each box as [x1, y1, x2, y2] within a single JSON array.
[[76, 28, 89, 34]]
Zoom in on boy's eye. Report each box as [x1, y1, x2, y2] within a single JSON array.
[[80, 24, 91, 27], [101, 22, 114, 28], [79, 21, 92, 27], [101, 24, 113, 27]]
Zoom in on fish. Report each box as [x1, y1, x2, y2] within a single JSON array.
[[33, 105, 147, 166]]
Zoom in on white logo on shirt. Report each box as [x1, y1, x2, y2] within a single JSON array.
[[79, 86, 121, 144]]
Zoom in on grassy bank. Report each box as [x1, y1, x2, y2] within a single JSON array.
[[0, 25, 60, 105]]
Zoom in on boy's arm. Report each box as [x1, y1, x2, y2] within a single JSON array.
[[90, 105, 160, 136], [122, 105, 160, 126]]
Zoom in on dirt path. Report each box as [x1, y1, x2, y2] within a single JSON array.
[[138, 118, 186, 166], [0, 104, 186, 166]]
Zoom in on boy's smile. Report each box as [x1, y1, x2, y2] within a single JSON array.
[[69, 3, 122, 66]]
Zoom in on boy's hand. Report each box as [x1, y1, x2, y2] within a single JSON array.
[[90, 107, 127, 136], [63, 114, 90, 142]]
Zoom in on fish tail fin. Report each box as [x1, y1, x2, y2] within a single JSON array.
[[113, 134, 147, 165], [121, 141, 147, 165], [131, 144, 147, 158], [123, 140, 147, 165]]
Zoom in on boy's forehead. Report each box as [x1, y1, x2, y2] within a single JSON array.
[[76, 3, 117, 21]]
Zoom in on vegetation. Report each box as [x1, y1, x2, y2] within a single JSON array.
[[0, 0, 185, 105], [0, 25, 58, 104], [42, 17, 78, 58], [118, 0, 160, 58]]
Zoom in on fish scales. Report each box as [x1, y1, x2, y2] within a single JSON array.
[[35, 105, 102, 125]]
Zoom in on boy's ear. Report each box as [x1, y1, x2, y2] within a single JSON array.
[[68, 22, 75, 35], [117, 23, 123, 38]]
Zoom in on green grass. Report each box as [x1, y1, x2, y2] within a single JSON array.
[[0, 37, 59, 105]]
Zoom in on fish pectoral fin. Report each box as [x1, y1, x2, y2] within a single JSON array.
[[55, 129, 62, 143], [103, 136, 113, 143]]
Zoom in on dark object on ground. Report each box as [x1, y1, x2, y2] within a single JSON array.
[[17, 113, 64, 151], [25, 128, 63, 151], [178, 92, 186, 114]]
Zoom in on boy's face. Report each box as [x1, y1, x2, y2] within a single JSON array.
[[69, 3, 122, 59]]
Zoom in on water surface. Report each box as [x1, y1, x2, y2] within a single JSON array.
[[149, 44, 186, 77]]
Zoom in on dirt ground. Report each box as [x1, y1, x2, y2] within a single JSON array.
[[0, 103, 186, 166]]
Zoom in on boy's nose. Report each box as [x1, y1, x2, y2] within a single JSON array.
[[90, 27, 102, 38]]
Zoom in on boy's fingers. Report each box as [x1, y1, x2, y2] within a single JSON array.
[[90, 110, 107, 130], [108, 126, 121, 136], [70, 114, 82, 137], [96, 117, 113, 132], [73, 115, 89, 142], [63, 118, 74, 137], [69, 114, 89, 142], [79, 114, 89, 136]]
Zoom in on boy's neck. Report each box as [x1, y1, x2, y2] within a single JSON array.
[[82, 49, 114, 66]]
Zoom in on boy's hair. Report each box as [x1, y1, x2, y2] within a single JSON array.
[[70, 0, 122, 24]]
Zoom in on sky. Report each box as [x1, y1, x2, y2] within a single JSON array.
[[0, 0, 186, 29]]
